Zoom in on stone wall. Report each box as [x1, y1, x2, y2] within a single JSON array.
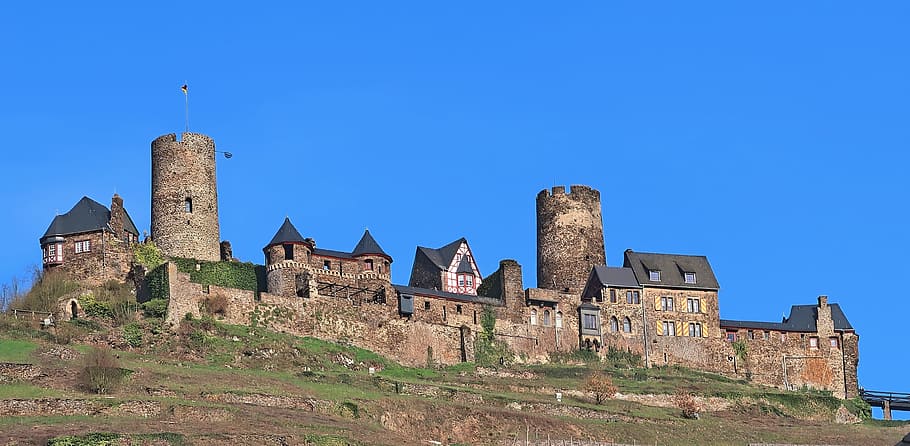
[[536, 185, 606, 293], [151, 132, 221, 261], [46, 230, 134, 286]]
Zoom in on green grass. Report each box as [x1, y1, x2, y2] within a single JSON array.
[[0, 339, 39, 362], [0, 382, 65, 398]]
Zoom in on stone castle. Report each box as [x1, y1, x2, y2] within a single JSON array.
[[39, 132, 859, 399]]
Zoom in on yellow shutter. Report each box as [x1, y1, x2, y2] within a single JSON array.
[[703, 324, 709, 338], [656, 321, 663, 336], [676, 321, 683, 337], [655, 295, 661, 311]]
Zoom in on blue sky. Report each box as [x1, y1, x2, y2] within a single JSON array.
[[2, 2, 908, 417]]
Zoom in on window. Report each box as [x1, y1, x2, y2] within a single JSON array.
[[747, 330, 755, 340], [583, 313, 598, 330], [662, 321, 676, 336], [543, 310, 551, 326], [622, 317, 631, 333], [609, 289, 616, 303], [649, 270, 661, 281], [323, 260, 331, 270], [610, 316, 619, 332], [626, 291, 634, 304], [686, 298, 700, 313], [283, 244, 294, 261], [660, 296, 674, 311], [458, 275, 465, 286], [684, 272, 696, 284], [184, 198, 193, 213], [74, 240, 91, 253], [466, 275, 473, 287], [364, 259, 373, 271], [456, 304, 462, 314], [809, 337, 819, 349], [43, 243, 63, 264], [763, 331, 769, 340], [829, 337, 839, 349], [689, 322, 702, 337], [555, 312, 563, 328], [780, 332, 788, 342], [443, 306, 447, 321], [424, 301, 430, 310], [726, 331, 736, 342], [530, 308, 537, 325], [632, 291, 640, 304]]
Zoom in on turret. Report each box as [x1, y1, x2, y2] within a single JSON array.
[[352, 229, 392, 276], [536, 185, 606, 293]]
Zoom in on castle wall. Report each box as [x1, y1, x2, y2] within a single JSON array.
[[536, 185, 605, 293], [151, 133, 220, 261]]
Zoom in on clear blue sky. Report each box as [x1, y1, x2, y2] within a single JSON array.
[[2, 2, 908, 416]]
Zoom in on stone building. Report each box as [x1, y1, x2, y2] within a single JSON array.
[[151, 132, 221, 261], [536, 185, 605, 293], [39, 195, 139, 286], [408, 238, 482, 295]]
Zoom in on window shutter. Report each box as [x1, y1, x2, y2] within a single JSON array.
[[654, 295, 661, 311], [702, 324, 709, 338], [676, 321, 683, 337], [656, 321, 663, 336]]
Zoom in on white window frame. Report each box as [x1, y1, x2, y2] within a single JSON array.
[[530, 308, 537, 325], [662, 321, 676, 336], [684, 272, 696, 284], [661, 296, 674, 312], [74, 240, 91, 254], [649, 270, 661, 281], [686, 297, 700, 313], [689, 322, 702, 337]]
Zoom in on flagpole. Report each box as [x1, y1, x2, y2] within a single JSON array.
[[183, 81, 189, 133]]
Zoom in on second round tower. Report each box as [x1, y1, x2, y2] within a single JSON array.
[[536, 185, 606, 293], [151, 132, 221, 261]]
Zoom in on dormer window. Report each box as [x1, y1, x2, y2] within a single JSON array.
[[184, 198, 193, 213], [649, 270, 661, 281], [684, 272, 696, 284]]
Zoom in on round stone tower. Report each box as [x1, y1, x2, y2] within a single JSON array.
[[151, 132, 221, 261], [536, 185, 606, 293]]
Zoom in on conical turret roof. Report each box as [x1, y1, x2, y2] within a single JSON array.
[[267, 217, 306, 246], [352, 229, 391, 260]]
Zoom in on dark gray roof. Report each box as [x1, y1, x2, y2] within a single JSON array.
[[623, 250, 719, 290], [313, 248, 353, 259], [415, 238, 468, 271], [267, 217, 306, 246], [455, 255, 474, 273], [721, 303, 854, 333], [351, 230, 390, 260], [393, 284, 502, 306], [593, 266, 640, 288], [41, 196, 139, 244]]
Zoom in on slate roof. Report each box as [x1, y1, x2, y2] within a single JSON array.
[[455, 255, 474, 273], [41, 196, 139, 244], [623, 249, 719, 290], [416, 238, 468, 271], [267, 217, 307, 246], [592, 266, 641, 288], [351, 230, 391, 260], [313, 248, 353, 259], [393, 284, 502, 306], [721, 303, 854, 332]]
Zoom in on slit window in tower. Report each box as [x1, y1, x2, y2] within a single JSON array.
[[185, 198, 193, 213], [283, 244, 294, 261]]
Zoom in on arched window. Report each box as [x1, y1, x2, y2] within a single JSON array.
[[623, 317, 632, 333], [543, 310, 551, 326], [555, 312, 563, 328], [530, 308, 537, 325], [610, 316, 619, 332], [184, 197, 193, 213]]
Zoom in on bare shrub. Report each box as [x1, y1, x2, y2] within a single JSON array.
[[202, 294, 228, 317], [12, 269, 79, 313], [79, 347, 125, 394], [583, 371, 617, 404], [673, 392, 701, 419]]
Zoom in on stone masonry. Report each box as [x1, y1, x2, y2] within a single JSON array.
[[537, 185, 606, 293]]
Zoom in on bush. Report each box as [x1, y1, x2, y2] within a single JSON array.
[[133, 241, 166, 269], [605, 345, 641, 368], [11, 269, 80, 312], [673, 392, 701, 419], [79, 347, 126, 394], [123, 322, 142, 348], [47, 433, 121, 445], [141, 298, 169, 318], [548, 349, 601, 364], [583, 371, 617, 404], [201, 294, 228, 317]]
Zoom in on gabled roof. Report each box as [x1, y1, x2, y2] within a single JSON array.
[[267, 217, 306, 246], [41, 196, 139, 244], [581, 266, 641, 301], [455, 255, 474, 273], [351, 230, 391, 260], [415, 238, 469, 271], [623, 249, 719, 290], [721, 303, 853, 333]]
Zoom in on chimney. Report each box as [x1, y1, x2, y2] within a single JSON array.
[[110, 194, 125, 236], [818, 295, 828, 308]]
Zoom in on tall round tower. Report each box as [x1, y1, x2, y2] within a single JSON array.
[[151, 132, 221, 261], [536, 185, 606, 293]]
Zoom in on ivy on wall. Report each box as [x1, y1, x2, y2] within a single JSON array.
[[171, 257, 266, 293], [146, 264, 170, 301]]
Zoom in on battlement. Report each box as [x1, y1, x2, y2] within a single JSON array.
[[152, 132, 216, 155], [536, 184, 601, 203]]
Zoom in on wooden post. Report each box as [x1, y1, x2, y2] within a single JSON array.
[[883, 400, 892, 420]]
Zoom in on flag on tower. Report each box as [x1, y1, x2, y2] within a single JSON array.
[[181, 84, 188, 95]]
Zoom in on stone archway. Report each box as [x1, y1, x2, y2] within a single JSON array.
[[68, 299, 80, 320]]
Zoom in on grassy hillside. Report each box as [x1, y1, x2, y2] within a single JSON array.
[[0, 313, 905, 446]]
